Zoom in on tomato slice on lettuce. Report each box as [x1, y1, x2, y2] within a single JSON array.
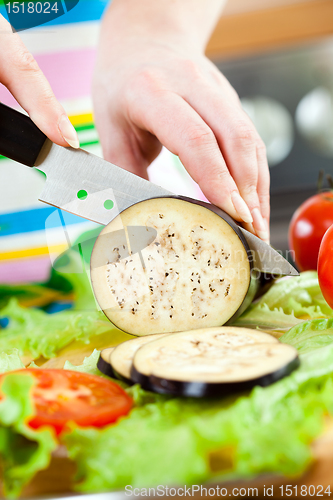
[[0, 369, 133, 435]]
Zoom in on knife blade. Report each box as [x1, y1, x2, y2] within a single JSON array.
[[35, 139, 170, 225], [0, 103, 298, 276]]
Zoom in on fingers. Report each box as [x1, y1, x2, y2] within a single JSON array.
[[182, 82, 270, 242], [96, 121, 150, 180], [93, 95, 162, 179], [222, 114, 270, 242], [0, 15, 79, 148], [256, 142, 271, 234], [128, 88, 253, 223]]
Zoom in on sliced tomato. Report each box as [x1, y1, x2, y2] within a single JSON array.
[[0, 369, 133, 435]]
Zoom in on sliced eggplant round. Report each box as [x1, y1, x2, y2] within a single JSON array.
[[130, 327, 299, 397], [98, 334, 167, 383], [91, 197, 254, 335], [97, 347, 115, 378]]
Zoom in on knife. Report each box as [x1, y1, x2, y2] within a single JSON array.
[[0, 102, 298, 276]]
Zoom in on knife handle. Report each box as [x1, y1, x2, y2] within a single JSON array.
[[0, 102, 47, 167]]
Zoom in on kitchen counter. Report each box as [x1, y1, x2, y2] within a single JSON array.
[[207, 0, 333, 59]]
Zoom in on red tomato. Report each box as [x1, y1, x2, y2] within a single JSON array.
[[318, 224, 333, 309], [0, 369, 132, 435], [289, 192, 333, 271]]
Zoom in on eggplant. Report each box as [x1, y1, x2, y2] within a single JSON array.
[[97, 347, 115, 378], [91, 197, 258, 336], [130, 327, 300, 397], [98, 334, 167, 383]]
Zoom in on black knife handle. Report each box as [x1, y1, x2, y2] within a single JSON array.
[[0, 102, 47, 167]]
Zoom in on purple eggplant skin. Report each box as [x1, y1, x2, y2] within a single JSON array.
[[97, 353, 118, 379], [130, 356, 300, 398], [97, 352, 134, 385], [96, 353, 131, 385]]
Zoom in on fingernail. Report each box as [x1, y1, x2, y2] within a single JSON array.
[[252, 207, 270, 243], [231, 192, 253, 224], [58, 116, 80, 149]]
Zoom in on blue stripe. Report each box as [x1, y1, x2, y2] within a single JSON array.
[[0, 0, 108, 26], [0, 206, 87, 237]]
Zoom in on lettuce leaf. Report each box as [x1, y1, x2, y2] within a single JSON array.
[[0, 373, 57, 498], [63, 343, 333, 492], [0, 350, 25, 373], [234, 272, 333, 334], [63, 349, 123, 383], [233, 302, 303, 333], [253, 272, 333, 317], [0, 299, 117, 360], [2, 269, 333, 497], [63, 349, 102, 376], [280, 318, 333, 354]]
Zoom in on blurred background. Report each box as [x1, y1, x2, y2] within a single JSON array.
[[209, 0, 333, 253], [0, 0, 333, 286]]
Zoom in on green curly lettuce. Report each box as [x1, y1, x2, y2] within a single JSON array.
[[0, 373, 57, 498], [4, 314, 333, 496], [63, 343, 333, 493], [3, 269, 333, 497], [234, 272, 333, 334], [0, 299, 117, 360], [0, 350, 25, 373], [63, 349, 102, 376], [253, 272, 333, 317], [234, 302, 304, 333], [281, 318, 333, 354]]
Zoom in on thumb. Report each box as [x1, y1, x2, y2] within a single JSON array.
[[0, 15, 79, 148]]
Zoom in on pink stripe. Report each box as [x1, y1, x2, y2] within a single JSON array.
[[0, 48, 96, 107], [0, 257, 52, 284]]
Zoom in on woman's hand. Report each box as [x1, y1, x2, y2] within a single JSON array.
[[92, 0, 270, 242], [0, 14, 79, 148]]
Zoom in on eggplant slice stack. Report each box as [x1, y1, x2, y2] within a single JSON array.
[[98, 334, 167, 384], [91, 198, 253, 335], [98, 327, 299, 397], [97, 347, 115, 378]]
